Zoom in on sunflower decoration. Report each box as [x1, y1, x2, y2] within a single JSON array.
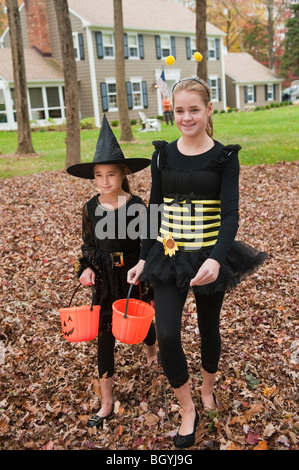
[[163, 233, 179, 257]]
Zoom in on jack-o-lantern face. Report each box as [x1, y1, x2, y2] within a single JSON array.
[[62, 315, 74, 338]]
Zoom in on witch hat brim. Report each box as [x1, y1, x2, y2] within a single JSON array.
[[66, 115, 151, 179]]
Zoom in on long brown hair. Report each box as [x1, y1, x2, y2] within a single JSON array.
[[119, 164, 131, 194], [172, 78, 213, 138]]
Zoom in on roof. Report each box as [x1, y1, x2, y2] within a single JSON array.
[[68, 0, 225, 36], [224, 52, 282, 84], [0, 48, 64, 82]]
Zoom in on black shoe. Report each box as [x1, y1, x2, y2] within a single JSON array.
[[173, 409, 199, 448], [86, 411, 113, 428]]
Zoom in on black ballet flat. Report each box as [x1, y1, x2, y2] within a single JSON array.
[[86, 411, 113, 428], [173, 409, 199, 449]]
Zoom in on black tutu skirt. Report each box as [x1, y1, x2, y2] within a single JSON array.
[[141, 240, 268, 296]]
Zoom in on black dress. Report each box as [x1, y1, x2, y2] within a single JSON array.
[[76, 194, 152, 329], [141, 140, 267, 295]]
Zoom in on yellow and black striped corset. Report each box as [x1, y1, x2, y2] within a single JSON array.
[[157, 195, 221, 252]]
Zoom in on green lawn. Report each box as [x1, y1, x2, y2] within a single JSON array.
[[0, 105, 298, 178]]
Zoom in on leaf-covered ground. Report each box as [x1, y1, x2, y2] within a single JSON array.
[[0, 161, 298, 451]]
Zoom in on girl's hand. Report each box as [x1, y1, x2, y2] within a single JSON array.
[[190, 259, 220, 286], [79, 268, 95, 286], [127, 260, 145, 285]]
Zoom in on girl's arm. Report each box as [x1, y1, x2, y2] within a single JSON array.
[[76, 203, 98, 281]]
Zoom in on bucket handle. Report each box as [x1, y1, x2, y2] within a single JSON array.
[[124, 283, 142, 319], [68, 283, 95, 311]]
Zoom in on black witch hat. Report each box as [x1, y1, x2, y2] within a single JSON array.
[[66, 115, 151, 179]]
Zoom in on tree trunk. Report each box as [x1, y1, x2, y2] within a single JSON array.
[[195, 0, 208, 82], [267, 0, 275, 71], [113, 0, 134, 142], [53, 0, 80, 167], [6, 0, 35, 155]]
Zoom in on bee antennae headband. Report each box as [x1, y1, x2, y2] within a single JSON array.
[[172, 78, 210, 100]]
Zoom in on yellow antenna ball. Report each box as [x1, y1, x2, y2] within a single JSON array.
[[193, 52, 203, 62], [165, 55, 175, 65]]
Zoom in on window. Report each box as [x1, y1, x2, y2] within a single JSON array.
[[246, 85, 254, 103], [266, 84, 274, 101], [72, 33, 84, 60], [29, 87, 45, 120], [0, 88, 8, 123], [191, 38, 196, 56], [161, 37, 171, 58], [107, 82, 117, 110], [155, 35, 175, 59], [132, 81, 142, 108], [46, 87, 62, 118], [103, 33, 114, 58], [128, 34, 138, 58], [28, 86, 65, 121], [207, 38, 220, 60], [208, 39, 216, 59]]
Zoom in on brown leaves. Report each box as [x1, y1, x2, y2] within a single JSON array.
[[0, 162, 298, 450]]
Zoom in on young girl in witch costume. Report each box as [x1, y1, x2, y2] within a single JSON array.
[[128, 78, 267, 448], [67, 115, 157, 429]]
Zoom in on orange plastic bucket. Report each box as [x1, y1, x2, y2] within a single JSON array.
[[59, 285, 100, 343], [112, 284, 155, 344]]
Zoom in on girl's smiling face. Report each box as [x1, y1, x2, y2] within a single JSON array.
[[93, 164, 125, 197], [173, 90, 212, 138]]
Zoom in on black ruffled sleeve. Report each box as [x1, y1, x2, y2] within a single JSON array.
[[139, 141, 167, 260], [75, 203, 101, 278]]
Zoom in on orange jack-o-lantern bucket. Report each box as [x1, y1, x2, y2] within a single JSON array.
[[59, 284, 100, 342], [112, 284, 155, 344]]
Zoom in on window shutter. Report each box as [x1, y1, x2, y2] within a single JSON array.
[[186, 37, 191, 59], [273, 84, 276, 100], [254, 85, 257, 102], [244, 86, 248, 103], [218, 78, 221, 101], [96, 32, 103, 58], [155, 35, 161, 59], [265, 84, 268, 100], [138, 34, 144, 59], [78, 33, 84, 60], [100, 83, 108, 111], [171, 36, 176, 57], [126, 82, 133, 109], [124, 33, 128, 58], [142, 81, 148, 108], [215, 38, 220, 60]]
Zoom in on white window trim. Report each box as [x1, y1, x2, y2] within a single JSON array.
[[105, 79, 118, 111], [130, 77, 143, 109], [103, 32, 115, 59], [127, 33, 140, 60], [72, 32, 80, 61], [160, 35, 171, 59], [247, 84, 254, 103], [208, 38, 216, 60], [267, 83, 274, 101], [26, 84, 65, 123], [209, 75, 219, 102]]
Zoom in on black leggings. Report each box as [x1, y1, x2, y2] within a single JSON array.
[[154, 282, 225, 388], [97, 321, 156, 378]]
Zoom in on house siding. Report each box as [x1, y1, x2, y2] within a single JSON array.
[[225, 76, 237, 109]]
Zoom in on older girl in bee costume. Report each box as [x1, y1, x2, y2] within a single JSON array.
[[67, 115, 156, 429], [128, 78, 267, 448]]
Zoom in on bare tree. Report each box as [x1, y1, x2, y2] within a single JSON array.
[[195, 0, 208, 81], [53, 0, 80, 167], [6, 0, 35, 154], [113, 0, 134, 142]]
